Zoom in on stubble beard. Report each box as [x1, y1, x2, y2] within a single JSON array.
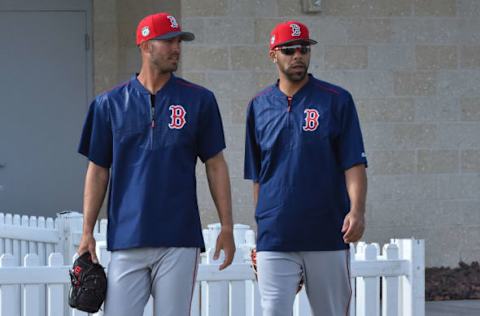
[[150, 55, 179, 74], [281, 63, 309, 82]]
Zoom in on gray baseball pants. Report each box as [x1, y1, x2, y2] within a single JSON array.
[[257, 250, 351, 316], [103, 247, 200, 316]]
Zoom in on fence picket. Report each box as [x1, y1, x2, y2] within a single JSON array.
[[293, 288, 311, 316], [356, 243, 380, 316], [190, 282, 200, 316], [47, 254, 64, 316], [20, 215, 29, 261], [100, 219, 107, 235], [38, 217, 47, 265], [0, 213, 4, 254], [349, 245, 356, 316], [23, 254, 41, 316], [0, 212, 426, 316], [46, 218, 55, 256], [143, 296, 154, 316], [230, 280, 246, 316], [28, 216, 38, 254], [12, 215, 21, 265], [0, 254, 20, 316], [383, 243, 399, 316], [207, 281, 229, 316], [4, 214, 13, 256]]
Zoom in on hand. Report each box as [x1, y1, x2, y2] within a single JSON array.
[[341, 211, 365, 244], [214, 228, 236, 270], [78, 233, 98, 263]]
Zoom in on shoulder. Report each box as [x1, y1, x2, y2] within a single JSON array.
[[174, 77, 214, 99], [309, 77, 352, 101], [92, 80, 130, 109], [248, 84, 277, 110]]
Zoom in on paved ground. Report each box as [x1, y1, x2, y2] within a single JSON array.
[[426, 300, 480, 316]]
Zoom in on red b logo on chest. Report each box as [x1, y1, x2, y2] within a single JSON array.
[[169, 105, 187, 129], [303, 109, 319, 132]]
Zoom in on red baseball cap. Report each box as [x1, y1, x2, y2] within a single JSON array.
[[269, 20, 317, 50], [136, 13, 195, 46]]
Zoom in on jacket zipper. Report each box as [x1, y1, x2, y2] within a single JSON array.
[[287, 96, 293, 129], [287, 96, 293, 149], [149, 94, 156, 149]]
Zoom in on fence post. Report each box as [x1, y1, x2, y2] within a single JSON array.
[[395, 238, 425, 316], [0, 254, 20, 316], [56, 211, 83, 262], [411, 240, 425, 316]]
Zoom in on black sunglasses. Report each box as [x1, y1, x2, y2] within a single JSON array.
[[275, 45, 311, 55]]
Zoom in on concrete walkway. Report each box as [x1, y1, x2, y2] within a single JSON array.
[[426, 300, 480, 316]]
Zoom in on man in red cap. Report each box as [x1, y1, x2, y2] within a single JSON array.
[[77, 12, 235, 315], [245, 20, 368, 315]]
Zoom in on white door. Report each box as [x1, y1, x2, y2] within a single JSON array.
[[0, 3, 92, 216]]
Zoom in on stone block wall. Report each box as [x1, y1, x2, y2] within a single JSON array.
[[180, 0, 480, 267], [93, 0, 480, 267]]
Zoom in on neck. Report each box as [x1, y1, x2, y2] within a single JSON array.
[[278, 73, 309, 97], [137, 65, 172, 95]]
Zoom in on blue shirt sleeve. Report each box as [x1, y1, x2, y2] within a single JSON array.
[[197, 92, 226, 163], [78, 98, 113, 168], [244, 101, 261, 182], [337, 93, 368, 170]]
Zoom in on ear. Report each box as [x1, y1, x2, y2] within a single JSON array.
[[269, 50, 277, 63], [139, 41, 150, 54]]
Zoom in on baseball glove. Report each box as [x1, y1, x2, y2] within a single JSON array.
[[250, 248, 304, 293], [69, 252, 107, 313]]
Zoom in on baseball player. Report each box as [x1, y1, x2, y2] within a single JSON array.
[[244, 20, 368, 316], [77, 12, 235, 316]]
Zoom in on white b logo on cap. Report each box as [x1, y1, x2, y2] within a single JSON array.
[[290, 23, 301, 36], [270, 35, 275, 45], [167, 16, 178, 28], [142, 26, 150, 37]]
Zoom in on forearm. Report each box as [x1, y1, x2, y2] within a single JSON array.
[[345, 164, 367, 214], [253, 182, 259, 208], [205, 153, 233, 230], [82, 162, 109, 234]]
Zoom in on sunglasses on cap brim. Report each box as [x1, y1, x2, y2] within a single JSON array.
[[274, 44, 311, 55]]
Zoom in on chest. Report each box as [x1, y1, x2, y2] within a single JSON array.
[[110, 94, 199, 149], [255, 97, 340, 150]]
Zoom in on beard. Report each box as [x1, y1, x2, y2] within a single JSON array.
[[150, 53, 179, 73], [280, 61, 309, 82]]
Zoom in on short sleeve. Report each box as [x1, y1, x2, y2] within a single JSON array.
[[197, 92, 226, 163], [337, 93, 368, 170], [78, 99, 113, 168], [244, 101, 261, 182]]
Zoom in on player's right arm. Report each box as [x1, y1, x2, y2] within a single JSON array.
[[245, 99, 261, 210], [77, 161, 109, 263], [253, 182, 259, 208]]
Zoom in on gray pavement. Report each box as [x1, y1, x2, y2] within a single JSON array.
[[426, 300, 480, 316]]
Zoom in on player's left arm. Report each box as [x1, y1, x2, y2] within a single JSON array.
[[205, 151, 236, 270], [342, 163, 368, 243]]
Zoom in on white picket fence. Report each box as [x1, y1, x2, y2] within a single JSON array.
[[0, 211, 425, 316]]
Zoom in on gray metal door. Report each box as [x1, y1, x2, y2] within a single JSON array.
[[0, 6, 92, 216]]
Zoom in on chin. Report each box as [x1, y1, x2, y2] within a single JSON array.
[[288, 72, 307, 82]]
